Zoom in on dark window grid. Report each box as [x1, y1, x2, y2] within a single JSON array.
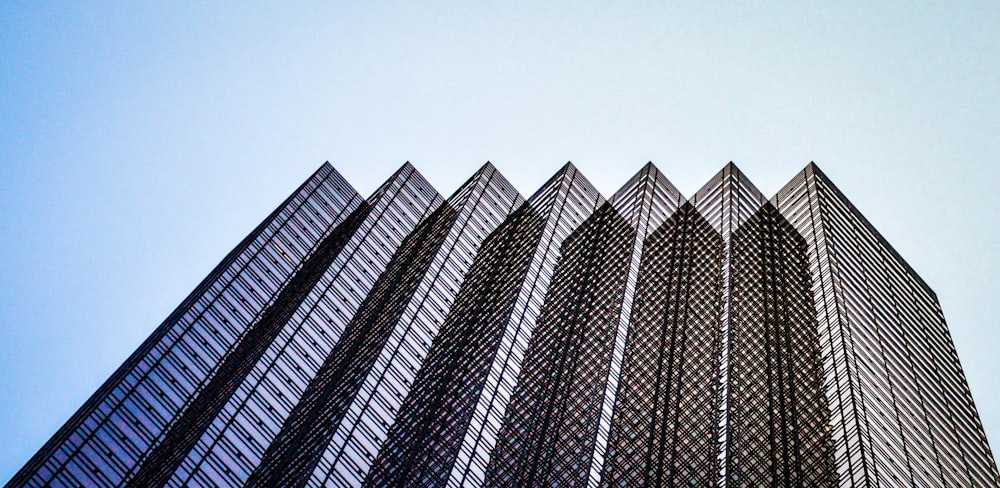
[[294, 204, 334, 238], [301, 193, 343, 226], [261, 245, 295, 275], [250, 261, 286, 294], [180, 468, 214, 488], [58, 459, 97, 487], [250, 201, 458, 484], [256, 374, 296, 412], [234, 264, 270, 296], [486, 205, 633, 487], [308, 308, 341, 348], [107, 407, 154, 452], [319, 180, 520, 487], [198, 456, 234, 486], [126, 380, 173, 428], [196, 419, 265, 469], [364, 203, 548, 488], [175, 180, 440, 486], [88, 431, 131, 476], [308, 246, 488, 482], [288, 213, 324, 244], [271, 228, 315, 263], [101, 420, 142, 462], [728, 205, 836, 484], [243, 391, 283, 428], [89, 402, 148, 456], [173, 331, 221, 372], [280, 336, 322, 379], [176, 328, 227, 366], [454, 191, 600, 487], [585, 240, 645, 482], [687, 184, 735, 482], [256, 212, 432, 368], [268, 240, 300, 269], [601, 207, 722, 487], [224, 420, 266, 463], [319, 178, 519, 462], [206, 299, 250, 333], [74, 439, 128, 485], [202, 439, 249, 481]]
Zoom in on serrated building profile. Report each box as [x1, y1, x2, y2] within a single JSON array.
[[8, 161, 998, 487]]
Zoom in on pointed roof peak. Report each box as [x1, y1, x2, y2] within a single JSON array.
[[446, 160, 523, 206], [316, 161, 338, 179], [611, 161, 680, 204], [804, 161, 827, 178], [449, 161, 499, 189], [385, 161, 415, 177], [691, 161, 765, 206], [387, 161, 415, 179], [549, 160, 581, 182], [636, 161, 665, 179], [609, 162, 685, 236], [723, 160, 744, 175], [452, 161, 497, 188], [526, 161, 604, 206], [368, 161, 438, 202], [772, 161, 825, 207]]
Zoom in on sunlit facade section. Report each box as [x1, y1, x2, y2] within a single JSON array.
[[773, 164, 999, 487]]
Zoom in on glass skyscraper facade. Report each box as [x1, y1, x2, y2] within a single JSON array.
[[9, 162, 998, 487]]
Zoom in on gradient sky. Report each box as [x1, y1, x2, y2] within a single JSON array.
[[2, 1, 998, 480]]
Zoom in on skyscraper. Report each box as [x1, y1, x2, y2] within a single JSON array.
[[8, 162, 998, 487]]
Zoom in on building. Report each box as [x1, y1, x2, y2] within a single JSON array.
[[8, 162, 998, 487]]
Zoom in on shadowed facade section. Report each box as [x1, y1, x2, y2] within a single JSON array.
[[362, 202, 546, 487], [247, 203, 458, 487], [483, 203, 634, 487], [600, 202, 724, 487], [304, 163, 524, 487], [726, 203, 836, 486], [126, 202, 373, 488]]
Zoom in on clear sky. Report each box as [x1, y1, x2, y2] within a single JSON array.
[[1, 1, 998, 479]]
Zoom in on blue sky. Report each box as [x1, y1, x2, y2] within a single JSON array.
[[1, 1, 998, 479]]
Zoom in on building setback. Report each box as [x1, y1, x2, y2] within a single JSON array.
[[8, 162, 998, 487]]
